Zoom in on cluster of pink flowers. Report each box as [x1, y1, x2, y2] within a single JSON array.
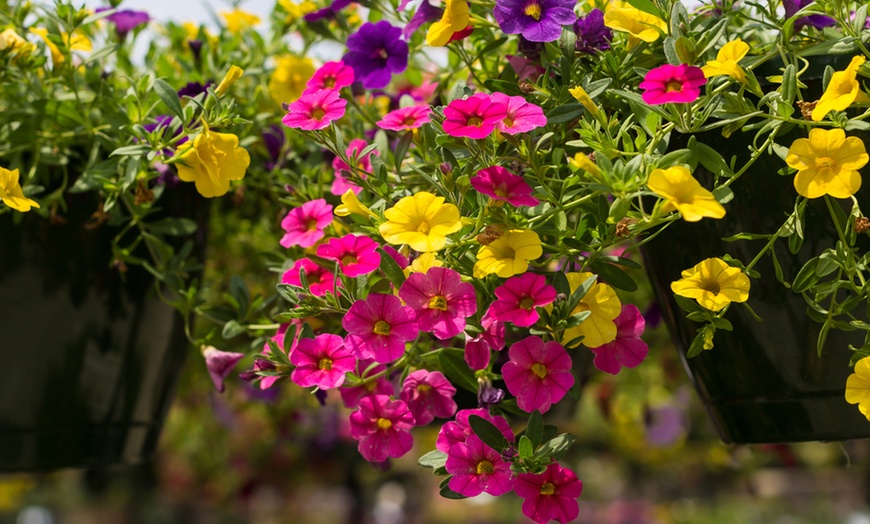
[[442, 92, 547, 139], [282, 61, 354, 130]]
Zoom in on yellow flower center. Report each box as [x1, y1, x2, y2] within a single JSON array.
[[701, 279, 721, 295], [816, 156, 837, 169], [519, 296, 535, 310], [540, 482, 556, 496], [476, 460, 494, 475], [523, 1, 542, 20], [318, 358, 333, 370], [341, 254, 358, 266], [428, 295, 449, 311], [417, 221, 431, 234], [493, 184, 509, 198], [311, 106, 326, 121], [531, 362, 548, 379], [376, 417, 393, 430], [503, 116, 515, 128], [417, 383, 432, 393], [323, 75, 336, 88], [467, 116, 483, 127], [306, 219, 319, 231], [666, 81, 683, 93], [403, 115, 418, 126], [373, 320, 391, 336]]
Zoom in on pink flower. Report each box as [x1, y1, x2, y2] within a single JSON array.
[[202, 346, 245, 393], [304, 61, 355, 93], [377, 105, 432, 131], [436, 408, 513, 453], [470, 166, 540, 207], [290, 333, 356, 389], [515, 463, 583, 524], [343, 293, 419, 362], [399, 267, 478, 340], [282, 89, 347, 130], [464, 310, 506, 371], [442, 93, 507, 139], [487, 273, 556, 327], [589, 304, 648, 374], [340, 359, 395, 408], [282, 258, 336, 296], [502, 336, 574, 414], [639, 64, 706, 105], [446, 435, 514, 497], [383, 245, 409, 269], [491, 92, 547, 134], [349, 395, 416, 462], [400, 370, 457, 426], [280, 199, 333, 248], [316, 234, 381, 277], [331, 138, 376, 195]]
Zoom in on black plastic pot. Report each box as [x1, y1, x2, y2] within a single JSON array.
[[0, 184, 208, 471]]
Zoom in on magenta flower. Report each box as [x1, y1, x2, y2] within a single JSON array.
[[331, 139, 376, 195], [377, 105, 433, 131], [202, 346, 245, 393], [282, 258, 336, 297], [446, 435, 514, 497], [282, 89, 347, 130], [280, 199, 333, 248], [436, 408, 514, 453], [488, 272, 556, 327], [349, 395, 416, 462], [305, 61, 355, 93], [515, 463, 583, 524], [639, 64, 706, 105], [589, 304, 648, 375], [399, 267, 478, 340], [400, 370, 457, 426], [470, 166, 540, 207], [340, 359, 395, 408], [343, 293, 419, 362], [316, 234, 381, 277], [442, 94, 507, 140], [490, 92, 547, 135], [342, 21, 409, 89], [502, 336, 574, 413], [464, 310, 506, 370], [290, 333, 356, 390]]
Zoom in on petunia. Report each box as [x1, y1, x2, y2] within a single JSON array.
[[811, 56, 866, 122], [427, 0, 470, 46], [305, 60, 355, 94], [202, 346, 245, 393], [290, 333, 356, 389], [335, 189, 377, 218], [783, 0, 836, 31], [30, 27, 91, 66], [379, 192, 462, 252], [177, 81, 211, 99], [671, 257, 750, 312], [282, 258, 336, 297], [343, 293, 419, 362], [97, 8, 150, 37], [846, 356, 870, 420], [588, 304, 648, 375], [340, 359, 395, 408], [464, 309, 506, 370], [316, 234, 382, 277], [442, 93, 508, 139], [502, 335, 574, 413], [785, 128, 868, 199], [647, 165, 726, 221], [446, 435, 514, 497], [568, 152, 601, 177], [221, 8, 261, 33], [332, 139, 376, 195], [490, 92, 547, 135], [702, 39, 750, 84], [377, 105, 433, 132], [568, 85, 602, 119], [214, 65, 244, 97], [349, 395, 416, 462], [400, 370, 458, 425], [403, 0, 445, 41], [343, 21, 408, 89], [175, 121, 250, 198], [304, 0, 355, 22], [471, 166, 539, 207], [573, 8, 611, 53], [493, 0, 576, 43], [282, 89, 347, 131], [473, 229, 543, 278], [561, 272, 622, 348], [0, 167, 39, 212], [603, 3, 667, 44], [270, 55, 316, 106], [436, 408, 514, 453], [488, 272, 556, 327], [640, 64, 707, 105], [399, 267, 478, 340], [279, 199, 334, 248], [515, 463, 583, 524]]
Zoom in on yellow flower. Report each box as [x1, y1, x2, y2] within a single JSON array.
[[0, 28, 35, 58], [30, 27, 91, 66], [473, 229, 542, 278], [812, 56, 867, 122], [604, 3, 667, 44], [0, 167, 40, 212], [215, 65, 244, 96], [785, 128, 868, 199], [846, 356, 870, 421], [175, 121, 251, 198], [670, 257, 750, 312], [648, 165, 726, 222], [379, 192, 462, 252], [278, 0, 318, 22], [426, 0, 470, 47], [568, 152, 601, 178], [562, 272, 621, 348], [221, 8, 261, 33], [269, 55, 316, 106], [404, 252, 443, 277], [568, 86, 601, 118], [335, 189, 376, 218], [701, 39, 749, 83]]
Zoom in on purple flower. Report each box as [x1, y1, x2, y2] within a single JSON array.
[[96, 8, 150, 36], [263, 124, 285, 170], [343, 21, 409, 89], [177, 81, 212, 98], [493, 0, 576, 43], [304, 0, 355, 22], [202, 346, 245, 393], [403, 0, 444, 40], [784, 0, 836, 31], [573, 8, 611, 53]]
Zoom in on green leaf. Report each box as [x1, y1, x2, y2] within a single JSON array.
[[526, 410, 543, 448], [590, 260, 637, 292], [545, 103, 586, 124], [110, 145, 152, 156], [377, 248, 406, 288], [439, 477, 466, 499], [154, 78, 185, 120], [222, 320, 245, 339], [393, 131, 414, 173], [793, 258, 821, 293], [626, 0, 665, 19], [147, 217, 198, 236], [535, 433, 575, 461], [518, 436, 534, 461], [418, 449, 448, 470], [469, 415, 511, 452], [439, 350, 479, 393], [674, 294, 704, 314], [686, 330, 707, 358]]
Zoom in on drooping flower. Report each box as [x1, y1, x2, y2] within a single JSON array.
[[647, 165, 726, 222], [282, 89, 347, 131], [502, 336, 574, 413], [515, 463, 583, 524], [399, 267, 477, 340], [811, 56, 867, 122], [490, 92, 547, 134], [30, 27, 91, 66], [0, 167, 39, 212], [377, 105, 433, 132], [290, 333, 356, 389], [846, 356, 870, 421], [334, 189, 377, 218], [702, 39, 749, 83], [214, 65, 244, 97], [671, 257, 750, 311], [96, 8, 150, 37], [785, 128, 868, 199], [279, 199, 334, 248], [221, 8, 261, 33], [282, 258, 336, 297], [340, 359, 396, 408], [568, 152, 601, 177], [349, 395, 416, 462], [305, 61, 355, 93], [488, 273, 556, 327], [400, 370, 458, 425], [493, 0, 576, 43], [332, 139, 376, 195], [270, 55, 316, 106], [561, 272, 622, 348], [442, 93, 508, 139], [464, 309, 506, 370], [783, 0, 836, 31], [343, 21, 409, 89], [573, 8, 612, 53], [568, 85, 602, 119], [473, 229, 543, 278], [379, 192, 462, 252], [446, 435, 514, 497], [175, 121, 250, 198], [640, 64, 707, 105], [343, 293, 419, 362], [436, 408, 514, 453], [603, 3, 667, 44], [427, 0, 470, 46], [471, 166, 539, 207], [588, 304, 648, 375], [316, 234, 382, 277], [202, 346, 245, 393]]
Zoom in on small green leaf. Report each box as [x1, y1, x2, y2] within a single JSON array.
[[377, 248, 406, 288], [469, 415, 511, 452], [154, 78, 185, 120], [518, 436, 534, 460], [793, 258, 821, 293], [686, 330, 707, 358], [222, 320, 245, 339], [439, 350, 479, 393], [526, 410, 543, 448], [439, 477, 467, 499], [147, 217, 198, 236], [418, 449, 449, 470]]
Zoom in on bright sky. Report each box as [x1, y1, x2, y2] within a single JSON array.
[[80, 0, 276, 25]]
